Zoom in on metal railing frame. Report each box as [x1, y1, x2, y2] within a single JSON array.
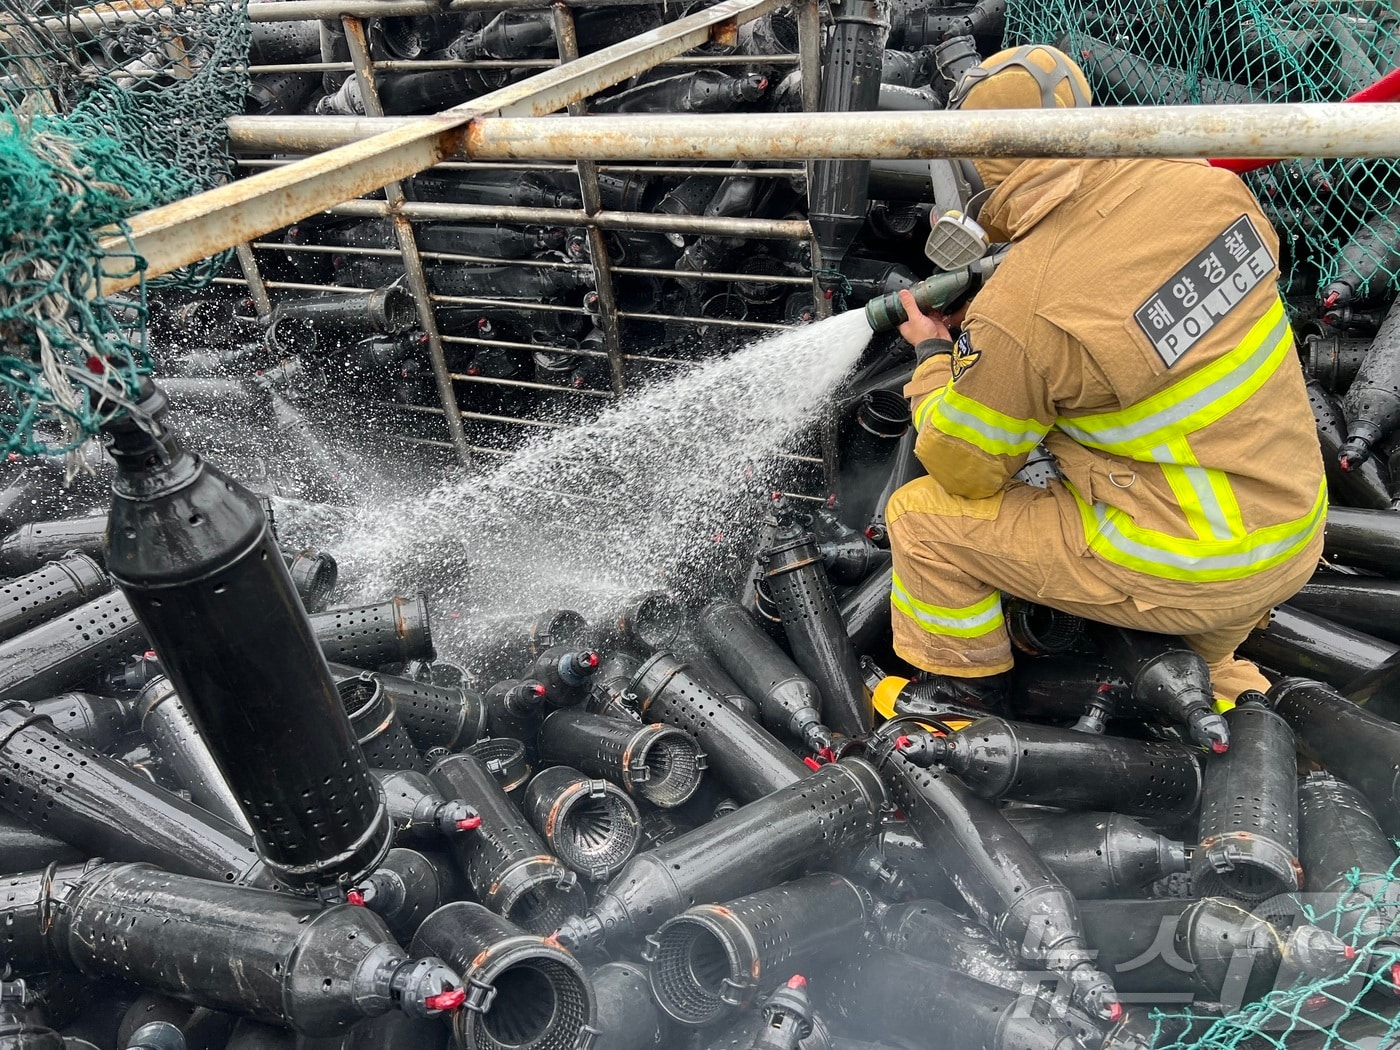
[[43, 0, 1400, 467]]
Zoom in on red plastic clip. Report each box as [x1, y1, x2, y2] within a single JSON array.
[[802, 756, 822, 771], [346, 889, 365, 906], [1108, 1003, 1123, 1023], [786, 975, 807, 990], [894, 735, 911, 751], [425, 988, 467, 1013], [456, 815, 483, 832], [1210, 741, 1229, 754]]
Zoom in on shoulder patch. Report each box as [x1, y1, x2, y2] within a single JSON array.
[[951, 331, 981, 381], [1132, 215, 1275, 368]]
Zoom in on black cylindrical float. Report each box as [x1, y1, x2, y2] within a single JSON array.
[[54, 863, 459, 1036], [764, 527, 872, 738], [528, 645, 601, 708], [483, 678, 549, 745], [537, 710, 706, 809], [880, 899, 1023, 993], [410, 902, 597, 1050], [644, 873, 870, 1026], [28, 691, 132, 751], [1290, 575, 1400, 646], [585, 652, 644, 722], [1006, 811, 1190, 900], [308, 597, 434, 670], [1308, 378, 1394, 510], [806, 1, 891, 278], [553, 759, 886, 956], [474, 609, 588, 682], [328, 661, 486, 752], [1322, 506, 1400, 576], [137, 677, 250, 833], [466, 736, 533, 802], [896, 715, 1201, 822], [0, 514, 107, 576], [0, 591, 146, 702], [1192, 698, 1301, 902], [351, 847, 448, 944], [270, 287, 416, 338], [589, 591, 683, 655], [523, 766, 642, 882], [699, 600, 834, 752], [1304, 332, 1370, 393], [1239, 604, 1398, 689], [838, 565, 893, 656], [1007, 655, 1127, 731], [824, 947, 1087, 1050], [630, 651, 808, 803], [374, 768, 479, 843], [1005, 599, 1087, 657], [1273, 677, 1400, 837], [336, 674, 424, 772], [0, 553, 110, 644], [0, 860, 102, 974], [102, 383, 390, 892], [0, 811, 83, 872], [1298, 771, 1400, 959], [0, 703, 265, 885], [591, 961, 669, 1050], [430, 753, 586, 934], [1340, 294, 1400, 469], [281, 548, 338, 614], [869, 734, 1118, 1020], [836, 389, 911, 533], [1088, 624, 1229, 750], [1076, 897, 1350, 1007]]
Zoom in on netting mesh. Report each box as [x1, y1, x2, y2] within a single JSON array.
[[0, 0, 249, 458], [1148, 855, 1400, 1048], [1007, 0, 1400, 308]]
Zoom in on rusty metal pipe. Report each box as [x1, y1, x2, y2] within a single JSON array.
[[98, 0, 788, 291], [460, 105, 1400, 161]]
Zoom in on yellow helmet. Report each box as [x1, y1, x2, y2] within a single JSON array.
[[950, 44, 1092, 111]]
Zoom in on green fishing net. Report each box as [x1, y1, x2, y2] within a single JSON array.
[[1007, 0, 1400, 309], [0, 0, 249, 457]]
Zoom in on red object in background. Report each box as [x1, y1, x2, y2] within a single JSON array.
[[1210, 68, 1400, 174]]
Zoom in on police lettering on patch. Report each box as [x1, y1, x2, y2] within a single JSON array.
[[1133, 215, 1275, 368], [951, 331, 981, 380]]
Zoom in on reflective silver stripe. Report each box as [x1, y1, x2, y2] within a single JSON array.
[[1055, 310, 1291, 452], [1086, 495, 1325, 573]]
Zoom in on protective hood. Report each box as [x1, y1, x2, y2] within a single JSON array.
[[974, 158, 1088, 242]]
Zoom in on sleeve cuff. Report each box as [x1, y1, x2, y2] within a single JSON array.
[[914, 338, 954, 365]]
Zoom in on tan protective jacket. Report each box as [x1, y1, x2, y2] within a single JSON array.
[[905, 156, 1325, 609]]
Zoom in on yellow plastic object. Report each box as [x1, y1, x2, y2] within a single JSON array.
[[871, 676, 975, 731], [872, 676, 910, 720], [1213, 695, 1237, 715]]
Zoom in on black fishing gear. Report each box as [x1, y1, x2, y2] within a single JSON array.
[[895, 714, 1201, 822], [102, 381, 390, 893], [553, 758, 887, 957], [537, 710, 707, 809]]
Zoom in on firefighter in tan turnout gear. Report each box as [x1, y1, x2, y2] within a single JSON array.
[[887, 44, 1327, 713]]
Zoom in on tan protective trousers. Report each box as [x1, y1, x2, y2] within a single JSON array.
[[886, 476, 1318, 702]]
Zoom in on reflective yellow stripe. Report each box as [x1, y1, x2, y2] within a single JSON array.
[[1156, 436, 1243, 542], [913, 389, 944, 432], [890, 573, 1004, 638], [1068, 477, 1326, 582], [1056, 299, 1292, 458], [1052, 296, 1309, 581], [925, 383, 1047, 456]]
